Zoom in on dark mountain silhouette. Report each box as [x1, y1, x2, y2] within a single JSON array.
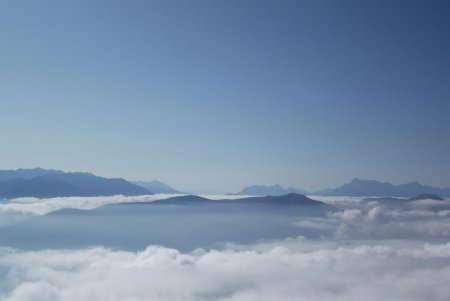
[[318, 178, 450, 197], [236, 184, 308, 196], [132, 180, 180, 193], [146, 193, 332, 208], [0, 194, 338, 251], [0, 169, 151, 199]]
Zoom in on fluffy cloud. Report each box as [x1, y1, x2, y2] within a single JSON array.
[[0, 239, 450, 301], [329, 205, 450, 239]]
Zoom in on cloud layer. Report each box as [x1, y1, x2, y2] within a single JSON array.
[[0, 195, 449, 300], [0, 238, 450, 301]]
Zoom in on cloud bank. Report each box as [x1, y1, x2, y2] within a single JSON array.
[[0, 238, 449, 301], [328, 204, 450, 240]]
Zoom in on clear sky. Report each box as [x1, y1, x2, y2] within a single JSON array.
[[0, 0, 449, 193]]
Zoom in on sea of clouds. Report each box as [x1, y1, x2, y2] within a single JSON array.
[[0, 238, 450, 301], [0, 194, 449, 300]]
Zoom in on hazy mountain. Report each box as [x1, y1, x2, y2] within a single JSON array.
[[132, 180, 179, 193], [318, 178, 450, 197], [0, 194, 337, 251], [237, 184, 308, 196], [0, 169, 151, 199]]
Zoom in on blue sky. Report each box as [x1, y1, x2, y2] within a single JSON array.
[[0, 0, 449, 192]]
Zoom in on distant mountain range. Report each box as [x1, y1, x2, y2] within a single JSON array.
[[132, 180, 180, 194], [317, 178, 450, 197], [0, 168, 151, 199], [235, 184, 308, 196], [1, 169, 448, 199]]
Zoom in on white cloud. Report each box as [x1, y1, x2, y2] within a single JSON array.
[[0, 239, 450, 301], [329, 205, 450, 239]]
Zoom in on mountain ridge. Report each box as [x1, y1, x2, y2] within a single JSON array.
[[318, 178, 450, 197], [0, 168, 151, 199]]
